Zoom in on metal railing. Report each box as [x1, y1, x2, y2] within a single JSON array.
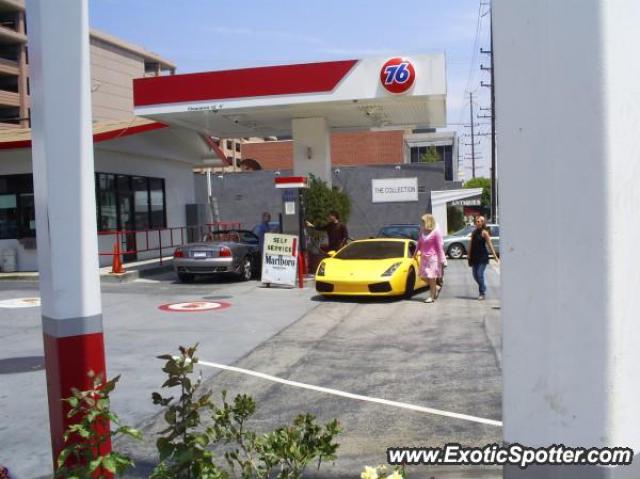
[[98, 222, 242, 265]]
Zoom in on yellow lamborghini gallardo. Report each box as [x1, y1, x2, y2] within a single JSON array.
[[314, 238, 426, 297]]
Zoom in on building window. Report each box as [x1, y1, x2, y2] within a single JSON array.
[[235, 142, 241, 153], [133, 176, 150, 229], [95, 173, 165, 231], [149, 178, 166, 229], [226, 140, 232, 150], [0, 173, 167, 239], [96, 173, 117, 230], [0, 174, 35, 239], [410, 144, 454, 181]]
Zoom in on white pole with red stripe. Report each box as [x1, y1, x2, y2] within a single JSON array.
[[27, 0, 110, 467]]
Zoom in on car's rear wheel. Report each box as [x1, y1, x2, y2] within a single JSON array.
[[178, 273, 195, 283], [403, 268, 416, 299], [448, 243, 466, 259], [238, 256, 253, 281]]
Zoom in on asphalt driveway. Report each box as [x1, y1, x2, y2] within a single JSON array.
[[0, 261, 502, 479]]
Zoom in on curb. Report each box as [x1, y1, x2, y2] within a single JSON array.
[[0, 264, 174, 283], [100, 263, 174, 283]]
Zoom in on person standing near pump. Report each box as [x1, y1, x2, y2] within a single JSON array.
[[414, 214, 447, 303], [305, 210, 348, 253], [467, 215, 499, 300], [256, 212, 271, 255]]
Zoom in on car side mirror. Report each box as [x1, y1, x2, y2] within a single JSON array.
[[327, 250, 337, 257]]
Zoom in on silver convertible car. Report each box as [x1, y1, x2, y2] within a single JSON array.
[[173, 229, 260, 283], [443, 224, 500, 259]]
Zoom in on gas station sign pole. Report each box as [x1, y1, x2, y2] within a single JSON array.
[[26, 0, 110, 467]]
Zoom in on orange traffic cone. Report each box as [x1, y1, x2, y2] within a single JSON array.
[[111, 241, 125, 274]]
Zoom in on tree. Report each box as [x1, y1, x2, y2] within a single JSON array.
[[463, 177, 491, 210], [301, 176, 351, 227], [419, 146, 441, 163], [447, 206, 465, 234]]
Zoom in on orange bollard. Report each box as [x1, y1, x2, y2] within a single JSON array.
[[111, 241, 125, 274]]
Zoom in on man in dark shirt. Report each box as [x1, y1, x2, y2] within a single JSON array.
[[306, 210, 349, 252]]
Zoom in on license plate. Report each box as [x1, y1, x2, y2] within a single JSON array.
[[192, 251, 208, 258]]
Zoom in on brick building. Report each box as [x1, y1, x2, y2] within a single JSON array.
[[241, 129, 458, 181]]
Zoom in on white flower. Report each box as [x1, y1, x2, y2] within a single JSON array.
[[361, 466, 379, 479]]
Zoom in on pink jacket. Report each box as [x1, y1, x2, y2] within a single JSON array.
[[416, 227, 446, 264]]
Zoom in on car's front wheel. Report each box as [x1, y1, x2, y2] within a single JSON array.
[[178, 273, 195, 283], [448, 243, 466, 259], [403, 268, 416, 299], [238, 256, 253, 281]]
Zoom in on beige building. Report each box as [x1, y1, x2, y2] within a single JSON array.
[[0, 0, 175, 129]]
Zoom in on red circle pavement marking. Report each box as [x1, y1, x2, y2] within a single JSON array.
[[158, 301, 231, 313]]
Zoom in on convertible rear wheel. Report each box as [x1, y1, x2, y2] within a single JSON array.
[[403, 269, 416, 299], [239, 256, 253, 281]]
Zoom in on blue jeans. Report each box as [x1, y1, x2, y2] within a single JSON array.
[[472, 262, 488, 296]]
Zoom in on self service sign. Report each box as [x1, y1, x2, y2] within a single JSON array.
[[261, 233, 299, 287], [371, 177, 419, 203]]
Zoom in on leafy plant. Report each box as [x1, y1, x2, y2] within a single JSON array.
[[153, 344, 342, 479], [463, 177, 491, 210], [151, 345, 225, 479], [419, 145, 441, 163], [302, 175, 351, 227], [55, 372, 141, 478], [447, 205, 466, 233], [213, 394, 341, 479]]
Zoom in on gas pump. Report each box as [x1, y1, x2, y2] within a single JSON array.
[[274, 176, 309, 287]]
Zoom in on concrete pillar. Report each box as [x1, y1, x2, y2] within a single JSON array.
[[27, 0, 109, 467], [292, 117, 331, 185], [495, 1, 640, 477], [16, 11, 29, 128]]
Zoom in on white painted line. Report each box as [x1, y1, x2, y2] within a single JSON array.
[[0, 297, 41, 308], [197, 359, 502, 427]]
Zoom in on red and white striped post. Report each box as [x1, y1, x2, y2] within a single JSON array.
[[27, 0, 110, 467]]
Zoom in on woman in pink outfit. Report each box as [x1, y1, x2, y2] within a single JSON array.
[[414, 214, 447, 303]]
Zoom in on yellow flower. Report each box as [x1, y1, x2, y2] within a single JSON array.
[[361, 466, 379, 479], [385, 471, 403, 479]]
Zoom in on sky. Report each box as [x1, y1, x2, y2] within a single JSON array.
[[90, 0, 492, 178]]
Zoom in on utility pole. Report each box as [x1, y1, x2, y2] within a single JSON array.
[[469, 91, 476, 178], [481, 5, 498, 221]]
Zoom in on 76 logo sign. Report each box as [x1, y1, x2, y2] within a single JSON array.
[[380, 57, 416, 94]]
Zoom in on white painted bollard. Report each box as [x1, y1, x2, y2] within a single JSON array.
[[27, 0, 110, 469], [495, 0, 640, 477]]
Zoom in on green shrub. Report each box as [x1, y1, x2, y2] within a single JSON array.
[[463, 177, 491, 210], [55, 344, 342, 479], [153, 344, 342, 479], [302, 175, 351, 227], [55, 372, 141, 478], [151, 345, 225, 479], [447, 206, 465, 234]]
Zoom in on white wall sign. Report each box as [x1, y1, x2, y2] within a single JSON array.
[[261, 233, 298, 287], [371, 177, 419, 203], [450, 197, 481, 206]]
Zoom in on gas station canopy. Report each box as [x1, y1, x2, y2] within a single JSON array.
[[133, 55, 447, 137]]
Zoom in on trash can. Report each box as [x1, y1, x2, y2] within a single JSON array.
[[1, 248, 16, 273]]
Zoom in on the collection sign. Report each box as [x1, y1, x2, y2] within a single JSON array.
[[371, 177, 419, 203], [261, 233, 298, 287]]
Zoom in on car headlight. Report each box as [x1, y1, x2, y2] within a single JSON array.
[[381, 262, 401, 277], [317, 262, 326, 276]]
